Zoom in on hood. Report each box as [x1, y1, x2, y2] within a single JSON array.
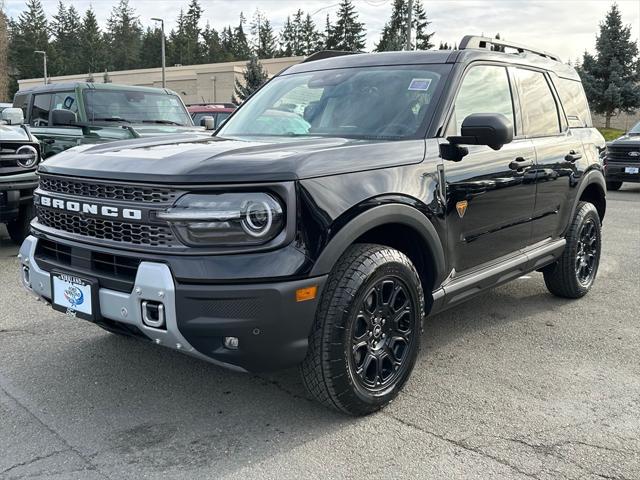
[[608, 133, 640, 146], [39, 134, 426, 183], [129, 124, 209, 136]]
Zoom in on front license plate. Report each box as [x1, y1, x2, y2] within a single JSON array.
[[624, 166, 639, 174], [51, 272, 95, 320]]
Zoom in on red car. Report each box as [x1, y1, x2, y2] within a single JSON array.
[[187, 104, 236, 129]]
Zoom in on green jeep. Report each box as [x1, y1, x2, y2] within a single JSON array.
[[13, 83, 212, 158]]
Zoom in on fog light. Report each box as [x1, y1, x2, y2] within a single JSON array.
[[224, 336, 239, 349]]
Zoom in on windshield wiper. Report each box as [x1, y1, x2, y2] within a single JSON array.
[[92, 117, 131, 123], [141, 119, 184, 126]]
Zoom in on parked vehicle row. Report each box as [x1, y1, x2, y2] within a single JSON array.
[[17, 36, 607, 415]]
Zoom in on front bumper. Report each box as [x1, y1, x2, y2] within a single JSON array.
[[19, 235, 327, 372], [605, 162, 640, 183], [0, 176, 38, 223]]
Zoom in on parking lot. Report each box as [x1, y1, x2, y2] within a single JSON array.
[[0, 185, 638, 480]]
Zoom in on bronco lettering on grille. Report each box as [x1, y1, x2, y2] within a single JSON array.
[[37, 195, 143, 221]]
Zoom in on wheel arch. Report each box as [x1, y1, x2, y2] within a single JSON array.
[[574, 169, 606, 224], [309, 203, 446, 300]]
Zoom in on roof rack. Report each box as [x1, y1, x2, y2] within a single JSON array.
[[458, 35, 561, 62], [302, 50, 361, 63]]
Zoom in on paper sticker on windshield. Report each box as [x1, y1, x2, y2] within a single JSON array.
[[408, 78, 432, 91]]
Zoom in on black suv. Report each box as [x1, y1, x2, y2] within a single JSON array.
[[19, 36, 606, 415], [603, 121, 640, 190]]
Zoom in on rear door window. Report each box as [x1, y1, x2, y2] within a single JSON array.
[[31, 94, 53, 126], [52, 92, 78, 116], [553, 76, 592, 128], [515, 69, 561, 137]]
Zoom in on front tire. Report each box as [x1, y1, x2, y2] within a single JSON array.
[[301, 244, 424, 416], [543, 201, 601, 299], [606, 181, 622, 191]]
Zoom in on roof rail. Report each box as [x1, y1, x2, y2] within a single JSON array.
[[458, 35, 561, 62], [302, 50, 361, 63]]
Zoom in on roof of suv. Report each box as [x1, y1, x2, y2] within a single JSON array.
[[286, 48, 580, 81], [16, 82, 180, 96]]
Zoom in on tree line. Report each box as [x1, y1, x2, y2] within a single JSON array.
[[1, 0, 435, 99]]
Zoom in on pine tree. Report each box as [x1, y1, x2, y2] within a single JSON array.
[[51, 2, 82, 75], [79, 8, 105, 74], [0, 4, 9, 100], [326, 0, 365, 52], [376, 0, 433, 52], [167, 10, 187, 66], [578, 4, 640, 127], [8, 0, 49, 84], [232, 13, 251, 60], [232, 55, 268, 104], [139, 27, 162, 68], [300, 13, 322, 55], [104, 0, 142, 71], [413, 0, 434, 50], [280, 10, 306, 57], [250, 10, 276, 59], [183, 0, 203, 65], [202, 23, 229, 63]]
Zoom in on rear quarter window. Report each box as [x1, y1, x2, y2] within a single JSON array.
[[553, 76, 592, 128]]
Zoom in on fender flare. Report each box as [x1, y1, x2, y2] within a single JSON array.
[[309, 203, 446, 284], [568, 169, 606, 225]]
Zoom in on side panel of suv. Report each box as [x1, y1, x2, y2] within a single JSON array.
[[19, 37, 607, 415]]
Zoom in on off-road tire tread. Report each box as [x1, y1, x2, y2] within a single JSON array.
[[300, 243, 424, 416], [543, 201, 600, 299]]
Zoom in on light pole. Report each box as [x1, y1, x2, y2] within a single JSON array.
[[34, 50, 47, 85], [151, 18, 166, 88]]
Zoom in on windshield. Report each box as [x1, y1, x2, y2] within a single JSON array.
[[218, 65, 449, 139], [629, 122, 640, 135], [84, 90, 193, 126]]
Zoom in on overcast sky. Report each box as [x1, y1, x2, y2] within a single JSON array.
[[4, 0, 640, 63]]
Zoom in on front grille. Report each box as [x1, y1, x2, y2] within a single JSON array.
[[39, 175, 179, 204], [606, 146, 640, 163], [36, 208, 178, 247], [35, 238, 141, 293], [1, 143, 36, 174]]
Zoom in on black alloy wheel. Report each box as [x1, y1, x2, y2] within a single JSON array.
[[575, 218, 600, 286]]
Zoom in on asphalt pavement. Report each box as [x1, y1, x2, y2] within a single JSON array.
[[0, 185, 638, 480]]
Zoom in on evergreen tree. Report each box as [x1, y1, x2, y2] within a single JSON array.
[[279, 16, 295, 57], [438, 42, 451, 50], [376, 0, 433, 52], [79, 8, 105, 74], [8, 0, 49, 84], [251, 10, 276, 59], [50, 2, 82, 75], [578, 4, 640, 127], [413, 0, 434, 50], [300, 13, 322, 55], [232, 13, 251, 60], [202, 23, 229, 63], [232, 55, 268, 104], [326, 0, 365, 52], [139, 27, 162, 68], [167, 11, 187, 66], [0, 4, 9, 100], [104, 0, 142, 71], [183, 0, 203, 65], [322, 14, 332, 49]]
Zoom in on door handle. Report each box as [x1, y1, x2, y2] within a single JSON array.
[[509, 157, 534, 170], [565, 150, 582, 162]]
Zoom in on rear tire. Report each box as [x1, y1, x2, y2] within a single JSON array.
[[7, 203, 34, 245], [543, 202, 601, 299], [300, 243, 424, 416], [606, 181, 622, 191]]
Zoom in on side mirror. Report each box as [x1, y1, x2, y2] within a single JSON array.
[[448, 113, 514, 151], [1, 108, 24, 125], [51, 109, 77, 126], [200, 116, 215, 130]]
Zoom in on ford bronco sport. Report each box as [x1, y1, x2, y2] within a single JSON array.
[[20, 36, 606, 415], [13, 83, 210, 158]]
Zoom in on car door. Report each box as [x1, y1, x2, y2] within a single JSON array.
[[443, 64, 537, 273], [513, 68, 585, 242]]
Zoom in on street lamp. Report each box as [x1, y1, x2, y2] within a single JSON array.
[[34, 50, 47, 85], [151, 17, 166, 88]]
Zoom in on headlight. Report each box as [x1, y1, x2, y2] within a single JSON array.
[[157, 192, 284, 246], [16, 145, 39, 169]]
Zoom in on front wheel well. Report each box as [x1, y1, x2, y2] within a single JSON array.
[[354, 223, 437, 310], [579, 182, 606, 221]]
